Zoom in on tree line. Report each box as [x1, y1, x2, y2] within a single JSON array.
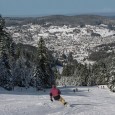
[[0, 15, 55, 90], [0, 15, 115, 92]]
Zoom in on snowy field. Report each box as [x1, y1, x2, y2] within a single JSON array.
[[0, 86, 115, 115]]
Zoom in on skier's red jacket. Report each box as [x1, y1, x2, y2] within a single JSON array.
[[50, 87, 61, 97]]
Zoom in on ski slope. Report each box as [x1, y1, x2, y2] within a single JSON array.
[[0, 86, 115, 115]]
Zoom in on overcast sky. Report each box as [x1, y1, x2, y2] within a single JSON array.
[[0, 0, 115, 17]]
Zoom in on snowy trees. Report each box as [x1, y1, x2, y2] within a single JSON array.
[[0, 15, 14, 90], [62, 64, 72, 76], [0, 17, 55, 90], [0, 52, 12, 89], [1, 15, 115, 92], [62, 52, 75, 76], [33, 37, 55, 89], [0, 16, 34, 90], [105, 57, 115, 92], [60, 55, 110, 87]]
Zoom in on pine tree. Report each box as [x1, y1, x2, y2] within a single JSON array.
[[68, 52, 73, 63], [33, 37, 55, 89], [0, 15, 13, 90], [33, 65, 45, 89], [62, 63, 73, 76]]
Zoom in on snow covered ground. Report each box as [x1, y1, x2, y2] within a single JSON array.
[[0, 86, 115, 115], [7, 24, 115, 64]]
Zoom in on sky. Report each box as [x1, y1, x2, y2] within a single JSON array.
[[0, 0, 115, 17]]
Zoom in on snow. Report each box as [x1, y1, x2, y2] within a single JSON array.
[[0, 86, 115, 115], [56, 66, 63, 74], [6, 23, 115, 65]]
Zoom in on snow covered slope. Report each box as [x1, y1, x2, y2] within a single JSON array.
[[0, 86, 115, 115]]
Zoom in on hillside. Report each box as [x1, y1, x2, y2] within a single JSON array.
[[1, 15, 115, 91], [5, 15, 115, 26], [5, 15, 115, 64]]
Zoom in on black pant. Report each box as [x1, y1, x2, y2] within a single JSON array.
[[53, 95, 60, 100]]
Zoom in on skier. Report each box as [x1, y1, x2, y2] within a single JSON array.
[[50, 84, 68, 106], [73, 89, 76, 93], [88, 88, 89, 92]]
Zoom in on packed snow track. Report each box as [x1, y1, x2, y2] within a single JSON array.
[[0, 86, 115, 115]]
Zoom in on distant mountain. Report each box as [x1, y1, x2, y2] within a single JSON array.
[[94, 12, 115, 19], [65, 11, 115, 16], [96, 12, 115, 17], [5, 15, 115, 27]]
